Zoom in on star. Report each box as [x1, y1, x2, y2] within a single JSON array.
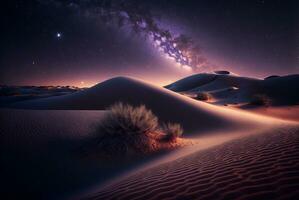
[[56, 32, 62, 38]]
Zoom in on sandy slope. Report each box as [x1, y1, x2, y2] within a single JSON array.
[[2, 108, 270, 200], [0, 85, 81, 106], [10, 76, 281, 133], [165, 73, 260, 92], [0, 109, 109, 199], [229, 105, 299, 122], [1, 109, 172, 199], [166, 73, 299, 106], [164, 73, 219, 92], [85, 124, 299, 200]]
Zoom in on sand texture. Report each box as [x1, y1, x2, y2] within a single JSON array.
[[86, 125, 299, 200]]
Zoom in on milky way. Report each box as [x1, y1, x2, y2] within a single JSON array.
[[41, 0, 210, 71], [94, 0, 210, 71]]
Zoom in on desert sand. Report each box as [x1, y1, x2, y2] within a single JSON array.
[[86, 124, 299, 200], [2, 75, 299, 200]]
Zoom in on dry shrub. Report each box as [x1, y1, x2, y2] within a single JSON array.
[[249, 94, 272, 106], [160, 123, 183, 142], [195, 92, 211, 101], [93, 103, 183, 157]]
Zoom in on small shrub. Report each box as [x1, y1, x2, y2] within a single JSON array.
[[161, 123, 183, 142], [195, 92, 211, 101], [95, 103, 160, 156], [249, 94, 271, 106], [92, 102, 184, 157]]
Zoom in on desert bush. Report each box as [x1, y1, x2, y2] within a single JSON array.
[[95, 103, 160, 156], [93, 102, 184, 157], [249, 94, 271, 106], [161, 123, 183, 142], [195, 92, 211, 101]]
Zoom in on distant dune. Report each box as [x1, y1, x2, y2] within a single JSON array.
[[0, 85, 82, 106], [165, 72, 299, 106]]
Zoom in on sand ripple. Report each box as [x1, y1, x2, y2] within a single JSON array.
[[87, 126, 299, 200]]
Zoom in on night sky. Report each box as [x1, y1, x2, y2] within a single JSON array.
[[1, 0, 298, 87]]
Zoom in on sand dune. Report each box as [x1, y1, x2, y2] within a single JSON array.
[[260, 75, 299, 105], [166, 73, 299, 106], [85, 125, 299, 200], [164, 73, 218, 92], [10, 76, 282, 133], [3, 75, 298, 200], [242, 106, 299, 122], [2, 109, 170, 199], [0, 85, 82, 106], [165, 73, 260, 92]]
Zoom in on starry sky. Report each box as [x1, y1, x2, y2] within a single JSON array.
[[1, 0, 298, 87]]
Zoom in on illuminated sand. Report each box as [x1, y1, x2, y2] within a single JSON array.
[[241, 105, 299, 122]]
